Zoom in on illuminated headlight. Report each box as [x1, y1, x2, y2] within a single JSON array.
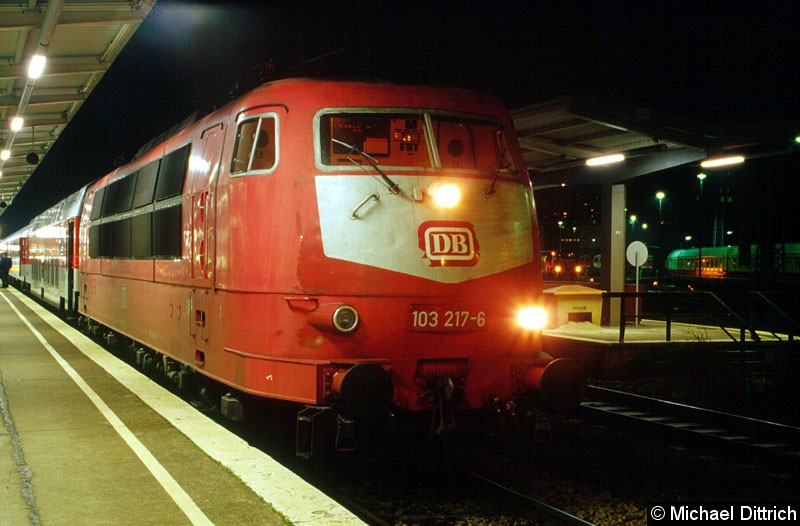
[[428, 182, 461, 208], [333, 305, 359, 333], [516, 306, 547, 331]]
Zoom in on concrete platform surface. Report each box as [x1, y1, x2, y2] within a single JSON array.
[[0, 288, 364, 525]]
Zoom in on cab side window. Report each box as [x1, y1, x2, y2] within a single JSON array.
[[231, 115, 277, 175]]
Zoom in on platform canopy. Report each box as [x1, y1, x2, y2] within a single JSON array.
[[0, 0, 156, 213], [512, 95, 795, 190]]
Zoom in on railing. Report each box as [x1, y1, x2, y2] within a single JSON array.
[[748, 291, 799, 341], [603, 290, 783, 345]]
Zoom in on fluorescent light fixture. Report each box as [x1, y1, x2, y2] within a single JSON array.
[[586, 153, 625, 166], [28, 54, 46, 79], [10, 116, 24, 131], [700, 155, 744, 168], [0, 150, 10, 161]]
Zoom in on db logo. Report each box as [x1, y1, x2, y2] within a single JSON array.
[[418, 221, 480, 267]]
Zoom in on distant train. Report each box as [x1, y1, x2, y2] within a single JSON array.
[[664, 244, 800, 283], [1, 78, 580, 457]]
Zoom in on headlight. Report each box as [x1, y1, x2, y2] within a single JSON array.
[[428, 182, 461, 208], [308, 303, 360, 334], [332, 305, 359, 333], [516, 306, 547, 330]]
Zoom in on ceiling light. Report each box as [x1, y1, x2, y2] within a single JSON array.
[[10, 116, 24, 131], [700, 155, 744, 168], [0, 150, 10, 161], [28, 54, 47, 80], [586, 153, 625, 166]]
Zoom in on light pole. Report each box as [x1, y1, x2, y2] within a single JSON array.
[[629, 214, 637, 234], [697, 173, 706, 194], [656, 191, 665, 221], [557, 220, 564, 255]]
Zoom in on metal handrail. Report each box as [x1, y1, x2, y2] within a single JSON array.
[[748, 291, 799, 341], [603, 290, 760, 345]]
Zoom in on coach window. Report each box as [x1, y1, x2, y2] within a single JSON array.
[[231, 114, 277, 175]]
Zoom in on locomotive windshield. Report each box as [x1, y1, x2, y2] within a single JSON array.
[[319, 112, 518, 176]]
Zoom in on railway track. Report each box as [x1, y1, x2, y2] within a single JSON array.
[[582, 385, 800, 468], [335, 467, 596, 526]]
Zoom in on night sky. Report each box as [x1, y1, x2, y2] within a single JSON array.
[[2, 0, 799, 243]]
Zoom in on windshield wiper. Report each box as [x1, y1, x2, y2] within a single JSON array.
[[483, 131, 516, 197], [332, 138, 400, 194]]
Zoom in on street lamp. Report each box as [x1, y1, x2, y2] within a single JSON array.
[[629, 214, 637, 232], [557, 220, 564, 255], [656, 191, 665, 221], [697, 173, 706, 193]]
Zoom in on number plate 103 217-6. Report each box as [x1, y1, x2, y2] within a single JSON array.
[[409, 305, 487, 332]]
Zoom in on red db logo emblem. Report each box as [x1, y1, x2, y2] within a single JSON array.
[[418, 221, 479, 267]]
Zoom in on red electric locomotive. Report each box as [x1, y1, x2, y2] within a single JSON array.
[[8, 78, 580, 455]]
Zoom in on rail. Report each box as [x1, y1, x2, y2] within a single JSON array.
[[583, 385, 800, 467], [604, 290, 761, 345]]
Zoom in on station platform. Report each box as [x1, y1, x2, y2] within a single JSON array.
[[544, 318, 785, 345], [542, 319, 798, 379], [0, 288, 364, 526]]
